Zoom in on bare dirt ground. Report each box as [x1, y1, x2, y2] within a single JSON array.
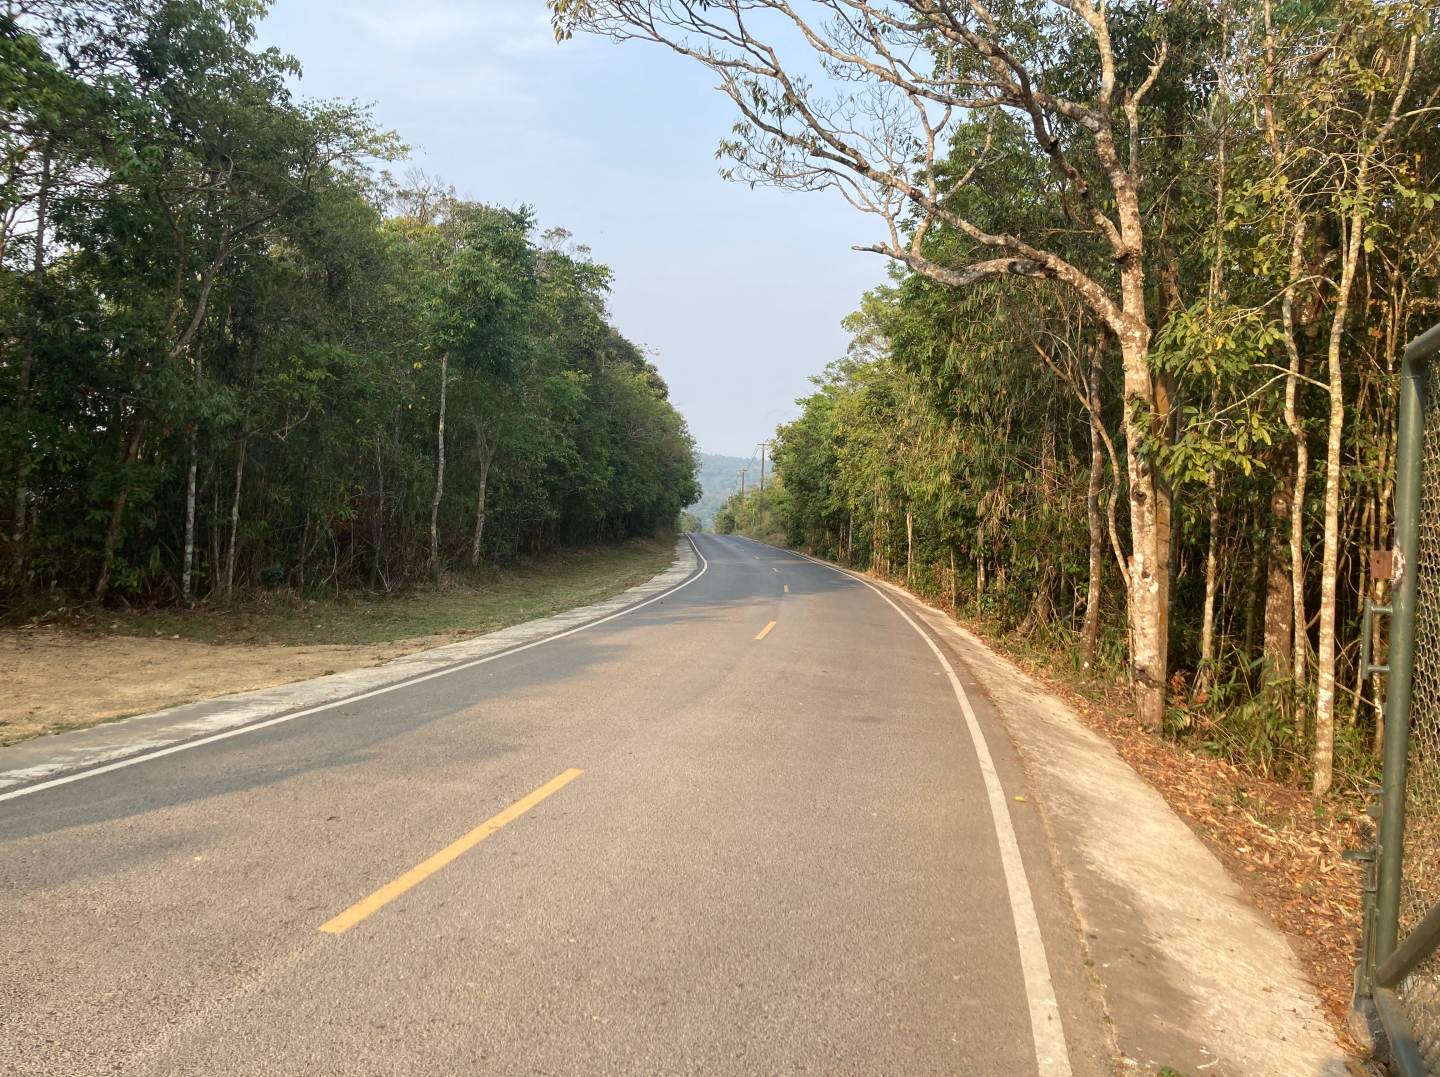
[[1, 538, 678, 746], [0, 630, 434, 744]]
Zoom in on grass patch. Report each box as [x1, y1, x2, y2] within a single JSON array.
[[50, 537, 680, 648], [1, 538, 683, 748]]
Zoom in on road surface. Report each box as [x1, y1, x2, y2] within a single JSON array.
[[1, 534, 1112, 1075]]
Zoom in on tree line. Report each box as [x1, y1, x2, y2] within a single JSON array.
[[558, 0, 1440, 794], [2, 0, 700, 609]]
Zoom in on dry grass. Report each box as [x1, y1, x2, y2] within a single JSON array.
[[2, 538, 678, 745]]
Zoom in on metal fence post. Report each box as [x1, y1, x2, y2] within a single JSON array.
[[1376, 329, 1434, 966]]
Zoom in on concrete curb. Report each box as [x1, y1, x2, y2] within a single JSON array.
[[0, 538, 697, 795]]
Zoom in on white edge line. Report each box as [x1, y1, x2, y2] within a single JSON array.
[[0, 537, 710, 804], [778, 541, 1072, 1077]]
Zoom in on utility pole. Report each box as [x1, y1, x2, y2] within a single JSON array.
[[739, 468, 748, 498], [758, 443, 766, 492]]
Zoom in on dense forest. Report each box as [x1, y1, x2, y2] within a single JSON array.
[[567, 0, 1440, 794], [1, 0, 699, 610]]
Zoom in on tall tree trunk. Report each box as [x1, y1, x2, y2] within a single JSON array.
[[1264, 467, 1295, 706], [1313, 214, 1363, 796], [1040, 416, 1058, 637], [470, 427, 496, 567], [224, 437, 247, 596], [1153, 371, 1177, 707], [1281, 221, 1310, 737], [10, 145, 51, 586], [1193, 41, 1227, 703], [905, 509, 913, 585], [94, 424, 145, 603], [180, 346, 203, 604], [1106, 142, 1166, 728], [1313, 243, 1356, 794], [1313, 372, 1344, 793], [1196, 469, 1221, 696], [210, 484, 220, 591], [181, 432, 198, 603], [1165, 476, 1180, 675], [1106, 478, 1128, 593], [372, 441, 384, 589], [872, 500, 880, 574], [1312, 35, 1415, 796], [1121, 333, 1167, 731], [1243, 522, 1264, 663], [429, 352, 449, 583], [1081, 336, 1106, 671]]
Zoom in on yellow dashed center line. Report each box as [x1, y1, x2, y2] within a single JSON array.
[[319, 768, 584, 934], [755, 621, 777, 640], [784, 585, 789, 593]]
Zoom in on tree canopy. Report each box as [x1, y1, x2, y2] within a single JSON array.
[[1, 0, 700, 607], [605, 0, 1440, 792]]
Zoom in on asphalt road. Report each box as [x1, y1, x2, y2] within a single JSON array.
[[1, 534, 1113, 1076]]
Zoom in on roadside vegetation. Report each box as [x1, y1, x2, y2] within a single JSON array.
[[1, 1, 699, 621], [712, 487, 788, 549], [719, 482, 1371, 1034], [601, 0, 1440, 803], [637, 0, 1437, 1033], [689, 453, 750, 529], [49, 536, 681, 648], [2, 536, 680, 746]]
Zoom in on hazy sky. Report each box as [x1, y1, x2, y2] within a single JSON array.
[[254, 0, 888, 458]]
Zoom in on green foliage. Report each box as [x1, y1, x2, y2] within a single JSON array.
[[774, 279, 1097, 637], [1, 1, 698, 608], [713, 485, 790, 546], [759, 0, 1440, 788]]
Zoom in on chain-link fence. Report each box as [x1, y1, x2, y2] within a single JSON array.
[[1352, 323, 1440, 1074], [1397, 361, 1440, 1067]]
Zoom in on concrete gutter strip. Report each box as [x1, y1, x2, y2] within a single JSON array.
[[0, 539, 697, 794], [870, 578, 1351, 1077]]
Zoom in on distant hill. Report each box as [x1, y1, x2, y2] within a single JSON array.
[[692, 453, 752, 529]]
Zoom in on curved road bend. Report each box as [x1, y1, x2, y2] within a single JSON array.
[[1, 534, 1113, 1076]]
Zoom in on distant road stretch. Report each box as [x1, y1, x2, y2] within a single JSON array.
[[1, 534, 1109, 1076]]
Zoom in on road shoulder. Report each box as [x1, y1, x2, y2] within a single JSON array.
[[0, 539, 697, 795], [867, 576, 1350, 1077]]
